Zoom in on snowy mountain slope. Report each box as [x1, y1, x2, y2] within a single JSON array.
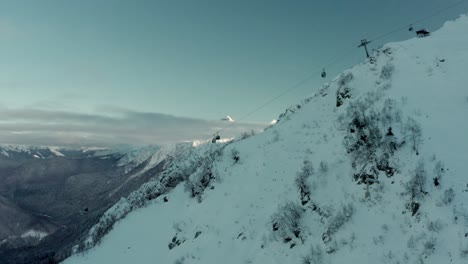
[[0, 145, 120, 170], [0, 145, 66, 162], [116, 145, 162, 169], [63, 15, 468, 264]]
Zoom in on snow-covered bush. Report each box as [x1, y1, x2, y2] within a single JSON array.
[[239, 130, 255, 140], [343, 100, 382, 166], [271, 202, 304, 243], [402, 161, 428, 216], [183, 146, 224, 202], [184, 161, 216, 202], [318, 161, 328, 176], [342, 96, 404, 185], [433, 160, 445, 182], [427, 220, 443, 233], [336, 72, 354, 107], [380, 99, 402, 130], [302, 244, 324, 264], [322, 204, 354, 243], [174, 257, 185, 264], [404, 117, 422, 155], [295, 160, 314, 205], [168, 234, 186, 250], [461, 244, 468, 258], [423, 236, 437, 256], [330, 204, 354, 232], [442, 188, 455, 205], [404, 160, 427, 201], [380, 63, 395, 80], [230, 148, 240, 163]]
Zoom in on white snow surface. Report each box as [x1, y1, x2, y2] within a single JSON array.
[[222, 115, 235, 122], [49, 147, 65, 157], [0, 144, 37, 157], [64, 16, 468, 264], [116, 145, 162, 168], [20, 230, 49, 240]]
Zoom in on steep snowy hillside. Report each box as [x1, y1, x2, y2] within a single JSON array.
[[64, 15, 468, 264]]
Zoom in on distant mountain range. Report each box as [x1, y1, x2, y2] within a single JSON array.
[[0, 143, 192, 264]]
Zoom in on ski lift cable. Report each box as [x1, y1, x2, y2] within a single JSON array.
[[213, 0, 468, 138], [216, 46, 359, 135], [368, 0, 468, 43]]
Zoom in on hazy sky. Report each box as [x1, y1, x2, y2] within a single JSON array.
[[0, 0, 467, 145]]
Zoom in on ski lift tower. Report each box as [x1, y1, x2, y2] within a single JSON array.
[[358, 39, 371, 58]]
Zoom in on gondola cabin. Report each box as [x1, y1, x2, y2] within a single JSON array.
[[321, 69, 326, 78]]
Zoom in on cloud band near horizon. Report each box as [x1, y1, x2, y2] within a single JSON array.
[[0, 107, 268, 146]]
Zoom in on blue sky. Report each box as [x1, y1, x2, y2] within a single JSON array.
[[0, 0, 467, 145]]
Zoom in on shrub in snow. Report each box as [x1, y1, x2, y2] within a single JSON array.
[[380, 63, 395, 80], [230, 148, 240, 163], [336, 73, 354, 107], [343, 101, 382, 165], [168, 234, 186, 250], [330, 204, 354, 231], [403, 161, 428, 216], [423, 236, 437, 256], [427, 220, 443, 233], [404, 160, 427, 202], [318, 161, 328, 176], [184, 161, 216, 202], [335, 72, 354, 107], [433, 160, 445, 183], [295, 160, 314, 205], [239, 130, 255, 140], [184, 146, 224, 202], [382, 250, 397, 263], [341, 94, 413, 202], [276, 93, 317, 122], [174, 257, 185, 264], [322, 204, 354, 243], [404, 117, 422, 155], [343, 97, 404, 185], [302, 245, 324, 264], [442, 188, 455, 205], [406, 235, 417, 250], [373, 234, 385, 245], [380, 99, 402, 131], [271, 202, 304, 243], [461, 244, 468, 258], [319, 83, 329, 97]]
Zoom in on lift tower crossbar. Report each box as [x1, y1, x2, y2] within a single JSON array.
[[358, 39, 371, 58]]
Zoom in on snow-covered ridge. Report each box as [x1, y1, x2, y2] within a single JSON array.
[[0, 144, 166, 165], [0, 144, 108, 159], [20, 230, 49, 241], [0, 144, 65, 159], [116, 145, 161, 166], [72, 141, 219, 253], [64, 15, 468, 264]]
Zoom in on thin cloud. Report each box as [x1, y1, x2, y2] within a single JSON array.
[[0, 107, 267, 146]]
